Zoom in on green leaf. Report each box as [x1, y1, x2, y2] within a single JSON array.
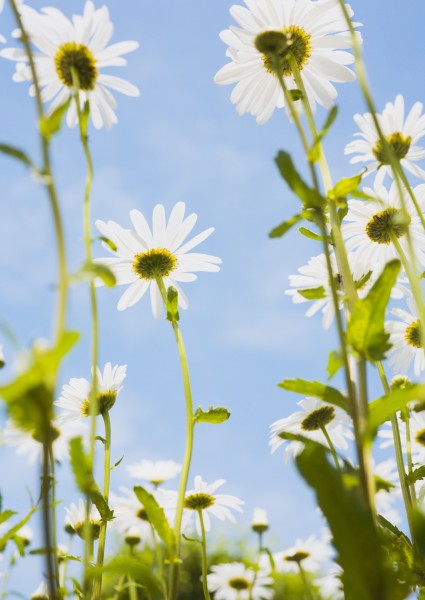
[[347, 259, 401, 361], [70, 262, 116, 287], [39, 97, 71, 140], [96, 236, 118, 252], [278, 378, 348, 411], [327, 350, 343, 380], [133, 486, 176, 560], [0, 510, 16, 525], [307, 106, 338, 162], [297, 286, 326, 300], [194, 406, 231, 424], [0, 507, 36, 553], [298, 227, 323, 242], [166, 286, 179, 323], [269, 213, 303, 238], [296, 443, 407, 600], [367, 383, 425, 438], [328, 172, 363, 202], [111, 455, 124, 470], [355, 270, 373, 290], [275, 151, 325, 209], [0, 144, 36, 170], [88, 556, 162, 596], [69, 437, 114, 522], [406, 466, 425, 485], [289, 89, 303, 101]]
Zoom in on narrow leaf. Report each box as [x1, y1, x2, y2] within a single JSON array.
[[297, 286, 326, 300], [0, 510, 16, 525], [278, 378, 348, 411], [275, 151, 325, 209], [269, 213, 303, 238], [194, 406, 231, 424], [307, 106, 338, 162], [406, 466, 425, 485], [0, 144, 35, 170], [327, 350, 343, 380], [328, 172, 363, 202], [133, 486, 176, 559], [39, 97, 71, 140], [298, 227, 323, 242]]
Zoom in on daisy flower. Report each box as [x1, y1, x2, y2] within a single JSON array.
[[64, 499, 102, 540], [251, 507, 269, 534], [314, 565, 344, 600], [386, 298, 425, 376], [342, 181, 425, 276], [95, 202, 222, 318], [31, 581, 49, 600], [109, 487, 164, 545], [126, 459, 182, 486], [269, 397, 353, 462], [380, 412, 425, 466], [214, 0, 360, 124], [1, 1, 139, 129], [345, 95, 425, 186], [207, 562, 273, 600], [54, 362, 127, 423], [3, 418, 85, 464], [268, 535, 332, 574]]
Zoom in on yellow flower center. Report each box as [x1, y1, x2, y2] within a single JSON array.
[[133, 248, 177, 280], [415, 428, 425, 447], [55, 42, 98, 90], [373, 132, 412, 166], [405, 321, 421, 349], [365, 207, 410, 244]]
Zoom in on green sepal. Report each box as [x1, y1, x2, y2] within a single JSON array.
[[307, 106, 338, 163], [39, 97, 72, 140], [275, 151, 325, 209], [194, 406, 231, 424], [297, 286, 326, 300], [347, 259, 401, 361], [166, 286, 179, 323], [133, 486, 176, 560], [278, 378, 348, 411]]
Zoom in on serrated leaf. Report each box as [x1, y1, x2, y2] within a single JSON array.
[[278, 378, 348, 411], [327, 350, 343, 380], [133, 486, 176, 559], [39, 97, 71, 140], [367, 383, 425, 438], [166, 286, 179, 323], [307, 106, 338, 162], [69, 437, 114, 522], [406, 466, 425, 485], [275, 151, 325, 209], [194, 406, 231, 424], [297, 286, 326, 300], [347, 259, 401, 361], [0, 143, 36, 170], [269, 213, 303, 238]]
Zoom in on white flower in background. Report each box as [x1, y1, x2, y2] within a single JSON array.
[[16, 524, 33, 546], [379, 412, 425, 465], [64, 499, 101, 540], [0, 344, 4, 368], [0, 1, 139, 129], [387, 298, 425, 376], [342, 181, 425, 276], [374, 458, 401, 525], [268, 535, 333, 573], [95, 202, 222, 318], [251, 507, 269, 533], [345, 95, 425, 186], [126, 459, 182, 486], [314, 565, 344, 600], [4, 419, 85, 464], [55, 362, 127, 423], [207, 562, 273, 600], [31, 581, 49, 600], [269, 397, 353, 462], [214, 0, 360, 124], [109, 487, 160, 545]]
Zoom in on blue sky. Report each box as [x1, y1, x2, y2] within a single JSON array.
[[1, 0, 425, 594]]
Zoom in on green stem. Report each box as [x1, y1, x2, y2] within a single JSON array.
[[128, 547, 139, 600], [42, 440, 58, 599], [48, 444, 60, 593], [150, 524, 168, 600], [320, 424, 340, 471], [198, 510, 212, 600], [404, 410, 417, 504], [92, 412, 112, 600], [298, 563, 314, 600], [154, 278, 195, 600]]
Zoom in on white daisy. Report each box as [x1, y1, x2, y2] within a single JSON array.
[[109, 487, 162, 545], [31, 581, 49, 600], [314, 565, 344, 600], [374, 458, 401, 525], [268, 535, 332, 574], [379, 412, 425, 467], [54, 362, 127, 423], [345, 95, 425, 186], [207, 562, 273, 600], [0, 344, 4, 369], [126, 459, 182, 486], [251, 507, 269, 533], [386, 298, 425, 376], [1, 1, 139, 129], [64, 499, 101, 540], [214, 0, 360, 124], [269, 397, 353, 462], [94, 202, 222, 318], [3, 418, 86, 464], [342, 181, 425, 276]]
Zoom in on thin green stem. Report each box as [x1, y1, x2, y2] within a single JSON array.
[[404, 410, 417, 504], [48, 444, 60, 593], [92, 412, 112, 600], [128, 547, 139, 600], [320, 425, 340, 471], [198, 510, 212, 600], [42, 440, 58, 599], [154, 278, 195, 600], [150, 524, 168, 599], [298, 563, 314, 600]]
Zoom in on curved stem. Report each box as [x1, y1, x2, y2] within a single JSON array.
[[198, 510, 212, 600], [320, 425, 340, 471], [298, 563, 314, 600]]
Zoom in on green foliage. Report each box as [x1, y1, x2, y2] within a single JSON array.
[[327, 350, 343, 380], [367, 384, 425, 438], [297, 286, 326, 300], [39, 97, 72, 140], [275, 151, 325, 209], [347, 259, 401, 361], [133, 486, 176, 561], [0, 143, 36, 170], [166, 286, 179, 323], [278, 378, 348, 411], [193, 406, 231, 424], [71, 261, 116, 287], [406, 465, 425, 485], [91, 556, 163, 597], [328, 172, 363, 204], [269, 213, 304, 238], [298, 227, 324, 242], [69, 436, 114, 522], [96, 236, 118, 252], [0, 507, 35, 553], [296, 443, 408, 600], [308, 106, 338, 162]]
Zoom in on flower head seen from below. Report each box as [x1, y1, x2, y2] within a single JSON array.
[[269, 397, 353, 462], [126, 459, 182, 486], [345, 95, 425, 186], [64, 499, 102, 540], [269, 535, 333, 574], [214, 0, 360, 124], [1, 1, 139, 129], [251, 507, 269, 534], [342, 181, 425, 277], [379, 412, 425, 465], [109, 487, 163, 545], [31, 581, 49, 600], [207, 562, 273, 600], [386, 298, 425, 376], [55, 362, 127, 423], [95, 202, 222, 318]]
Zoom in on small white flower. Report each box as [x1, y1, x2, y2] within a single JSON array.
[[55, 362, 127, 423], [251, 507, 269, 533], [214, 0, 360, 124], [64, 499, 101, 540], [345, 95, 425, 186], [342, 181, 425, 277], [1, 1, 139, 129], [269, 397, 353, 462], [386, 298, 425, 376], [207, 562, 273, 600], [267, 535, 332, 574], [314, 565, 344, 600], [380, 412, 425, 466], [109, 487, 164, 545], [31, 581, 49, 600], [126, 459, 182, 486], [95, 202, 221, 318]]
